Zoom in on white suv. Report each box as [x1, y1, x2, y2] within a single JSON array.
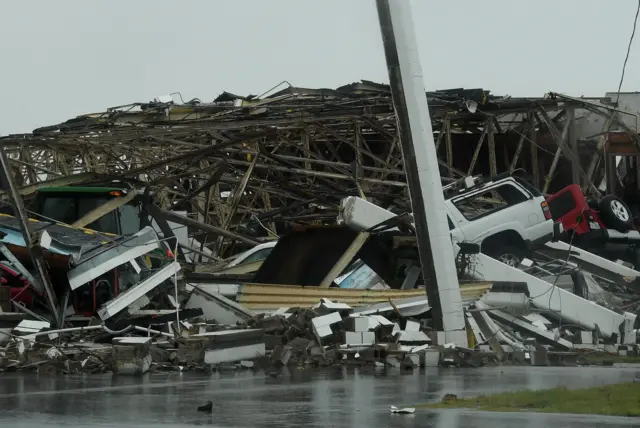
[[444, 174, 561, 266], [339, 174, 562, 267]]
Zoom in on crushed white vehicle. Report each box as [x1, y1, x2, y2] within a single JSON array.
[[341, 173, 563, 267]]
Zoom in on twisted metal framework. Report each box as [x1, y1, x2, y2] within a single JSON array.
[[0, 82, 630, 251]]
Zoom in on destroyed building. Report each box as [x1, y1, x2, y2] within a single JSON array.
[[0, 81, 640, 374]]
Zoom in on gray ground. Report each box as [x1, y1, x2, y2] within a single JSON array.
[[0, 365, 637, 427]]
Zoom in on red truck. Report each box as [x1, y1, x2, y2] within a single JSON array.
[[546, 184, 640, 249]]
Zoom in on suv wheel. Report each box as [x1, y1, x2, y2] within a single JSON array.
[[599, 195, 633, 232], [488, 245, 526, 268]]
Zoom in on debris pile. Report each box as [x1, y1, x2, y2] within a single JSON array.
[[0, 91, 638, 375], [0, 294, 488, 375]]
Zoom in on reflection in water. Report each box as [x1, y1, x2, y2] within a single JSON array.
[[0, 366, 637, 427]]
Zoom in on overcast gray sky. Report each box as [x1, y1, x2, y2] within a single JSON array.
[[0, 0, 638, 136]]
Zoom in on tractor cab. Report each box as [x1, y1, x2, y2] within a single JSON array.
[[29, 185, 145, 316], [34, 185, 141, 236]]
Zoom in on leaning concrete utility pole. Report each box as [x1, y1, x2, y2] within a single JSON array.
[[0, 145, 61, 325], [376, 0, 467, 345]]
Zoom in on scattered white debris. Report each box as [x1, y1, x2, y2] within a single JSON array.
[[390, 406, 416, 414]]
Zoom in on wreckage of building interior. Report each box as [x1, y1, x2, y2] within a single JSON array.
[[2, 81, 640, 373], [1, 81, 638, 256]]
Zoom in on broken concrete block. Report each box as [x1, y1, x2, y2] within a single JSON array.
[[112, 337, 152, 375], [404, 353, 420, 368], [423, 350, 441, 367], [200, 329, 266, 365], [426, 331, 447, 346], [264, 334, 284, 350], [344, 316, 369, 332], [404, 320, 420, 332], [531, 346, 549, 366], [174, 337, 211, 364], [311, 311, 342, 345], [126, 295, 151, 314], [270, 345, 293, 366], [385, 355, 402, 368], [343, 332, 376, 346], [622, 313, 636, 345], [396, 330, 431, 347]]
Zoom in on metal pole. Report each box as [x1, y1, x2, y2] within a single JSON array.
[[0, 145, 61, 325], [376, 0, 466, 345]]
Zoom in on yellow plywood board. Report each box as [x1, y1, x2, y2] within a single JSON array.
[[236, 281, 492, 309]]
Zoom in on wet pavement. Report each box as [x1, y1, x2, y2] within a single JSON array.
[[0, 365, 638, 427]]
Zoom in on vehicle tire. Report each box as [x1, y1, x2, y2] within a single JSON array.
[[485, 245, 527, 268], [598, 195, 633, 232]]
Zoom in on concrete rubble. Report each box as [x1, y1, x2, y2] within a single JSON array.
[[1, 209, 640, 376]]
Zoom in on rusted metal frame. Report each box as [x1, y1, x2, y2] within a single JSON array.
[[301, 129, 311, 183], [541, 108, 573, 194], [567, 107, 580, 184], [0, 144, 61, 325], [268, 136, 353, 176], [148, 204, 259, 246], [224, 157, 407, 187], [315, 122, 398, 171], [228, 189, 262, 233], [502, 143, 511, 171], [509, 115, 533, 174], [467, 118, 490, 176], [257, 142, 350, 194], [147, 134, 210, 149], [260, 190, 277, 236], [435, 118, 448, 150], [303, 126, 345, 166], [19, 146, 38, 184], [217, 176, 310, 203], [9, 157, 61, 179], [149, 163, 221, 186], [360, 116, 396, 142], [228, 147, 401, 176], [580, 103, 640, 192], [256, 199, 315, 221], [55, 151, 70, 175], [354, 123, 367, 198], [377, 137, 401, 181], [584, 115, 613, 194], [487, 119, 497, 177], [198, 184, 215, 262], [445, 118, 454, 177], [222, 154, 259, 230], [529, 111, 540, 188], [174, 163, 228, 205], [121, 133, 267, 178]]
